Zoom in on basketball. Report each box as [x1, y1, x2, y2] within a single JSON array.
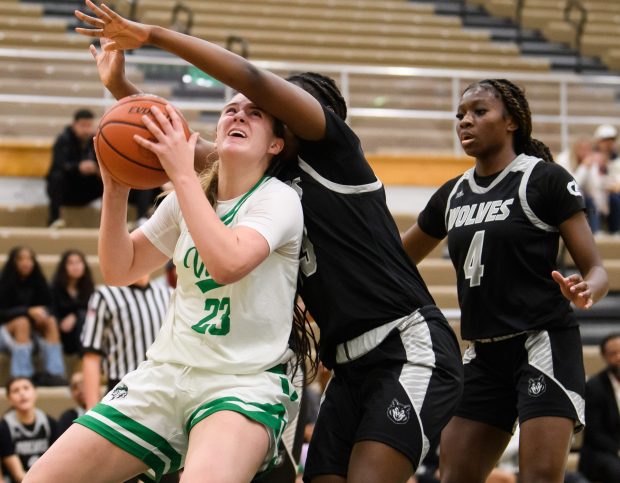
[[95, 94, 190, 189]]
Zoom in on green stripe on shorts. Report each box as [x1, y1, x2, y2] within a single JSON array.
[[76, 413, 166, 481], [186, 396, 287, 440], [79, 404, 183, 475]]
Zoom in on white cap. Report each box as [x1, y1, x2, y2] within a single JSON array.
[[594, 124, 618, 140]]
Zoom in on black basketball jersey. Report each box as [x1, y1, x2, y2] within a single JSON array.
[[418, 154, 585, 340], [279, 106, 434, 367], [1, 409, 56, 472]]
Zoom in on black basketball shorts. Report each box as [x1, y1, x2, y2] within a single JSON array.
[[303, 306, 463, 481], [456, 325, 586, 434]]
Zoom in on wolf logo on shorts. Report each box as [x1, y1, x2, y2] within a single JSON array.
[[527, 375, 546, 397], [108, 383, 128, 401], [387, 399, 411, 425]]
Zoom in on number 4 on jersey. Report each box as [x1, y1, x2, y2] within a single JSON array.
[[464, 230, 485, 287]]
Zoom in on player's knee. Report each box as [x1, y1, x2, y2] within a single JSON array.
[[9, 316, 31, 341]]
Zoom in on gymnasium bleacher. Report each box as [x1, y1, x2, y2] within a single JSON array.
[[0, 3, 618, 476]]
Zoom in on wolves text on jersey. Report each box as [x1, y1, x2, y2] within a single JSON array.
[[448, 198, 514, 231]]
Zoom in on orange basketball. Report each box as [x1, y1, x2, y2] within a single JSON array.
[[95, 94, 190, 189]]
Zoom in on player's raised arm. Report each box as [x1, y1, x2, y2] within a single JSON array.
[[75, 0, 325, 141]]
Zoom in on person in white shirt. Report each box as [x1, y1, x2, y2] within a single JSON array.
[[24, 89, 306, 483]]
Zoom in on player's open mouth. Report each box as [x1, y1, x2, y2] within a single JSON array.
[[228, 129, 247, 138]]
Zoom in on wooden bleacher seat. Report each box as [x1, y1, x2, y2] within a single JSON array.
[[0, 227, 99, 256], [472, 0, 620, 70]]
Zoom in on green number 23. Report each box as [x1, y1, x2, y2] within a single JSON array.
[[191, 297, 231, 336]]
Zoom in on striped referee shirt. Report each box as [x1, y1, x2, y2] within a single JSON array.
[[81, 282, 171, 381]]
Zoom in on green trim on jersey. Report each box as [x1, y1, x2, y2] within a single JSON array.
[[220, 175, 271, 226], [185, 396, 287, 442], [76, 404, 183, 481]]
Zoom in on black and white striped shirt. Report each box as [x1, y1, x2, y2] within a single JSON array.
[[81, 282, 171, 380]]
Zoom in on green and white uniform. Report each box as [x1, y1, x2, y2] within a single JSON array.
[[76, 176, 303, 481]]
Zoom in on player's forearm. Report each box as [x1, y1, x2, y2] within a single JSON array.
[[172, 174, 262, 285], [147, 26, 264, 97], [106, 78, 141, 100], [584, 265, 609, 305], [98, 189, 135, 285], [82, 354, 102, 410]]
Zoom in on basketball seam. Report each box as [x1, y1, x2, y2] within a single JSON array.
[[98, 127, 166, 173]]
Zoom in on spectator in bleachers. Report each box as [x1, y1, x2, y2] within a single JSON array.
[[593, 124, 618, 161], [45, 109, 102, 229], [51, 250, 95, 355], [557, 137, 607, 233], [590, 124, 620, 234], [0, 247, 67, 386], [595, 126, 620, 235], [57, 372, 86, 436], [578, 332, 620, 483], [0, 377, 58, 481]]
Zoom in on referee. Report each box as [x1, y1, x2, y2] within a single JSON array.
[[80, 272, 171, 409]]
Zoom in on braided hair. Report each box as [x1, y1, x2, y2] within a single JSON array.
[[287, 72, 348, 121], [464, 79, 554, 163]]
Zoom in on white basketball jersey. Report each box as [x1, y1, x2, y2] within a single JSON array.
[[142, 176, 303, 374]]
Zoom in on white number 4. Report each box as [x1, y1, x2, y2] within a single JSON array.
[[464, 230, 485, 287]]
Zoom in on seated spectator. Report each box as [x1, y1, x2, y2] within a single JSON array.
[[594, 124, 618, 161], [0, 247, 66, 386], [592, 124, 620, 234], [57, 372, 86, 436], [51, 250, 95, 355], [556, 137, 605, 232], [45, 107, 159, 229], [46, 109, 102, 229], [0, 377, 58, 481], [579, 332, 620, 483]]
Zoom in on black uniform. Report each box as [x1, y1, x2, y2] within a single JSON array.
[[0, 409, 57, 475], [418, 154, 587, 432], [280, 107, 463, 479]]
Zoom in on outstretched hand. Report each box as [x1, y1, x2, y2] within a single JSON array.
[[133, 105, 199, 184], [75, 0, 150, 51], [551, 270, 593, 309], [89, 37, 126, 88]]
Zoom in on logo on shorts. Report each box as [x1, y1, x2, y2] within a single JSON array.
[[387, 399, 411, 425], [527, 375, 546, 397], [109, 383, 128, 400]]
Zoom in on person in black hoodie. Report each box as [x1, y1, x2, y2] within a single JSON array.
[[51, 250, 95, 355], [0, 247, 66, 386], [45, 109, 102, 228]]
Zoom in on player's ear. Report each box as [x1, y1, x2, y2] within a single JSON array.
[[268, 137, 284, 155], [506, 116, 518, 133]]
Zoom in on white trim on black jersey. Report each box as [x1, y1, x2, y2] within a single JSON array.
[[518, 158, 557, 232], [298, 158, 383, 194], [444, 154, 557, 233], [465, 154, 531, 195]]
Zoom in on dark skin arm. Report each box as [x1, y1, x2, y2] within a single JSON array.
[[76, 0, 326, 142], [89, 35, 213, 172], [552, 211, 608, 309], [401, 223, 443, 265]]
